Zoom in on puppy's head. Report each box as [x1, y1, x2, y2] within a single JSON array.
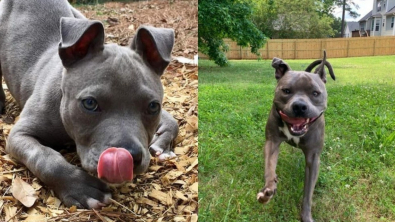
[[271, 51, 335, 136], [57, 18, 174, 184]]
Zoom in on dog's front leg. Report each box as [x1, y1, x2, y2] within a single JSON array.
[[301, 150, 321, 222], [6, 123, 111, 209], [0, 65, 5, 113], [149, 110, 179, 161], [257, 139, 281, 204]]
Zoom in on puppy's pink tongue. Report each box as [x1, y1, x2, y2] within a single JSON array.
[[97, 147, 134, 184]]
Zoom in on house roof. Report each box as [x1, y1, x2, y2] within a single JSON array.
[[386, 6, 395, 15], [346, 21, 360, 31], [372, 13, 382, 18], [359, 10, 372, 21]]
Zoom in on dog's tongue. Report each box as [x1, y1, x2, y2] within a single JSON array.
[[97, 147, 133, 184], [279, 111, 307, 125]]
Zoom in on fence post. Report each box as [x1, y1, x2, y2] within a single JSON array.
[[240, 46, 242, 59], [294, 40, 296, 59], [320, 40, 323, 57], [267, 41, 269, 59], [347, 40, 350, 57], [373, 38, 376, 56]]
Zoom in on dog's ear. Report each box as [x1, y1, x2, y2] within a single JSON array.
[[272, 58, 291, 80], [58, 17, 104, 67], [305, 51, 336, 83], [131, 26, 174, 75]]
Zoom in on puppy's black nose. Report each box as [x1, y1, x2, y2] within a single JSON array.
[[113, 140, 144, 164], [130, 148, 142, 164], [292, 101, 308, 116]]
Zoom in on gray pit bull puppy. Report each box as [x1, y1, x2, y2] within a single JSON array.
[[0, 0, 178, 209], [257, 52, 335, 222]]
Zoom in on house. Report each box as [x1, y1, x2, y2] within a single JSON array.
[[344, 21, 360, 37], [358, 0, 395, 36]]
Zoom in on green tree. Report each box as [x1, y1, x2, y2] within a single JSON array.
[[331, 16, 343, 37], [251, 0, 277, 39], [336, 0, 360, 37], [252, 0, 335, 39], [315, 0, 345, 38], [198, 0, 266, 66]]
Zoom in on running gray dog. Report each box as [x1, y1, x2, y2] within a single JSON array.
[[0, 0, 178, 208], [257, 51, 335, 222]]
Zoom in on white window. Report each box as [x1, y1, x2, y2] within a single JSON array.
[[371, 19, 375, 30], [377, 1, 382, 11], [376, 20, 380, 31]]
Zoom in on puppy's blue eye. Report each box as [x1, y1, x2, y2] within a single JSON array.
[[282, 89, 291, 94], [148, 101, 160, 115], [82, 98, 99, 112]]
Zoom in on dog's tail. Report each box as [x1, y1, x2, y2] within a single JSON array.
[[305, 51, 336, 82]]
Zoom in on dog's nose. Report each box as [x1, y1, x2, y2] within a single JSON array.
[[111, 140, 144, 164], [130, 148, 142, 163], [292, 101, 308, 116]]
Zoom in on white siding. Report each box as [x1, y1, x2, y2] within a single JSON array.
[[345, 26, 351, 37], [388, 0, 395, 12], [360, 21, 366, 31], [385, 15, 394, 30]]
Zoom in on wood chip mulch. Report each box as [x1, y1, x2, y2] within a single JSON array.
[[0, 0, 198, 221]]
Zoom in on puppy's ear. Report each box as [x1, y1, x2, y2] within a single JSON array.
[[131, 26, 174, 76], [58, 17, 104, 67], [272, 58, 291, 80]]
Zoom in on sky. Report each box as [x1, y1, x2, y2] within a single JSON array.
[[333, 0, 374, 22]]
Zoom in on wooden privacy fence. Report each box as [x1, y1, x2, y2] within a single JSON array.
[[200, 36, 395, 60]]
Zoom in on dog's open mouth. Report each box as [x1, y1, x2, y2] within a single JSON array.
[[278, 110, 321, 136]]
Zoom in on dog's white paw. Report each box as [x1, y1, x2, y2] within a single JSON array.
[[149, 144, 176, 161], [158, 151, 176, 161], [257, 187, 276, 204], [301, 216, 315, 222], [86, 193, 111, 209]]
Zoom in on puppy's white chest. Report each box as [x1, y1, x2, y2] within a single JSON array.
[[279, 125, 300, 145]]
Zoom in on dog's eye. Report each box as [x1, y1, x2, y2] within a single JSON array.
[[312, 91, 320, 97], [147, 101, 161, 115], [282, 89, 291, 94], [81, 98, 100, 112]]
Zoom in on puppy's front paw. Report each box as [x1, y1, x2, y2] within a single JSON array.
[[301, 212, 315, 222], [53, 169, 111, 209], [301, 217, 315, 222], [149, 144, 176, 161], [157, 151, 176, 161], [257, 187, 276, 204]]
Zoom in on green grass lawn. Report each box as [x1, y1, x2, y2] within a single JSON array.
[[199, 56, 395, 222]]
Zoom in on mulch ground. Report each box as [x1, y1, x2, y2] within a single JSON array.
[[0, 0, 198, 221]]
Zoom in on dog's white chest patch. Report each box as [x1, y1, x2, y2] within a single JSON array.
[[279, 125, 300, 145]]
